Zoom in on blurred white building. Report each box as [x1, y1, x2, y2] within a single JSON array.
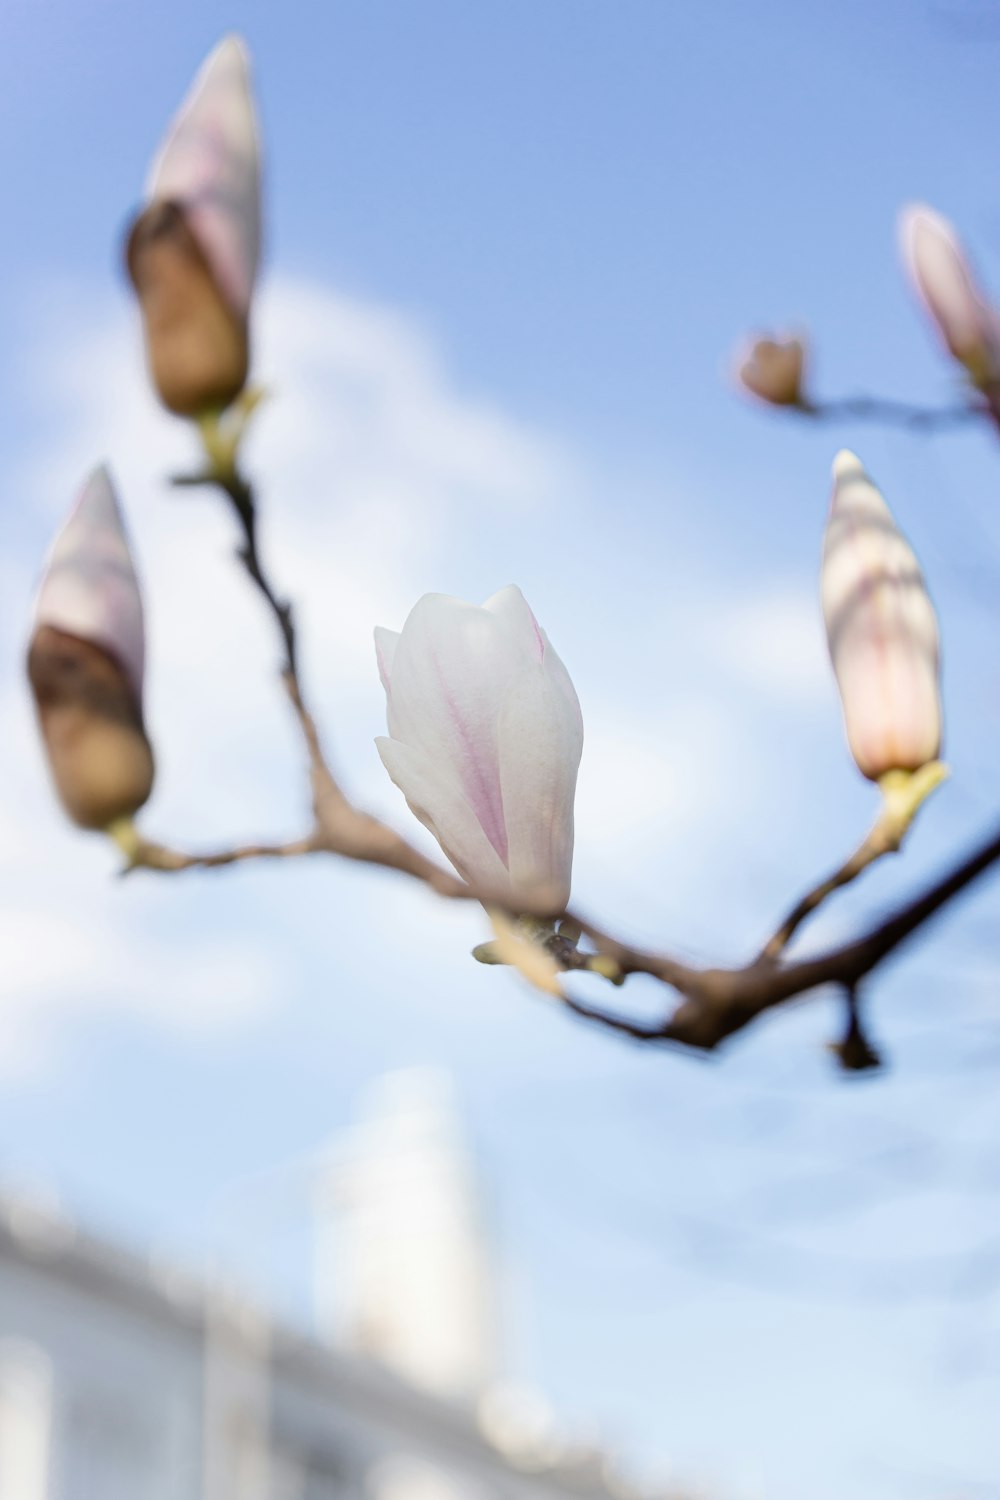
[[0, 1073, 648, 1500], [314, 1069, 499, 1400]]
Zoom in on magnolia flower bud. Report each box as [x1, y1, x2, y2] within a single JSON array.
[[735, 335, 808, 408], [125, 36, 260, 416], [821, 451, 941, 781], [375, 586, 583, 911], [27, 467, 154, 830], [899, 204, 1000, 388]]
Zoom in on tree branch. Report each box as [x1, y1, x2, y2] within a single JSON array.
[[166, 440, 468, 899], [153, 431, 1000, 1072], [554, 819, 1000, 1057], [804, 394, 984, 431]]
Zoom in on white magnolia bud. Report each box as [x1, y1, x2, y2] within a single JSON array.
[[375, 587, 583, 911], [821, 451, 941, 781]]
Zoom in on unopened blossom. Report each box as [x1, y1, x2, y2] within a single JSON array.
[[125, 36, 260, 416], [27, 466, 154, 830], [735, 334, 808, 408], [821, 450, 941, 782], [375, 586, 583, 911], [899, 204, 1000, 388]]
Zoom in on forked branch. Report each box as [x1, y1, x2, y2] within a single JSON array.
[[128, 436, 999, 1069]]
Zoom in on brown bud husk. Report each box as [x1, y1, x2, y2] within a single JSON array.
[[737, 336, 807, 407], [28, 626, 154, 830], [126, 200, 249, 417]]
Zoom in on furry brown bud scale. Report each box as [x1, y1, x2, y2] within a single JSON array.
[[126, 201, 249, 417], [28, 627, 154, 830], [28, 466, 154, 832], [126, 36, 260, 417]]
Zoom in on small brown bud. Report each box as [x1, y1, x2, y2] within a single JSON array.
[[28, 627, 154, 830], [126, 201, 249, 417], [736, 335, 807, 408]]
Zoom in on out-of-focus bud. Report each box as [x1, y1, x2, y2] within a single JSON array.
[[735, 334, 808, 408], [821, 450, 941, 782], [125, 36, 260, 417], [899, 204, 1000, 389], [27, 467, 154, 831]]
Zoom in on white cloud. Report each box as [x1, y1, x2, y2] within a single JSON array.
[[1, 272, 839, 1082], [575, 696, 732, 853], [0, 272, 570, 1078], [708, 585, 831, 701]]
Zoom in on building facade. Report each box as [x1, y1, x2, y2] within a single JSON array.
[[0, 1189, 641, 1500]]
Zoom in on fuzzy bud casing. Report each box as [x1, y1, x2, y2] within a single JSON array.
[[28, 467, 154, 830], [736, 335, 807, 407], [126, 36, 260, 416]]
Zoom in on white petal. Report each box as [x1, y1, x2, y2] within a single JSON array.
[[482, 584, 545, 662], [34, 466, 145, 702], [899, 204, 1000, 381], [376, 736, 511, 897], [497, 663, 583, 910], [386, 593, 524, 862], [374, 626, 400, 695], [148, 35, 260, 318], [540, 628, 584, 731], [374, 586, 584, 907]]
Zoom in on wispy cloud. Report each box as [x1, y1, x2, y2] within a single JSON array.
[[1, 271, 863, 1080], [0, 272, 571, 1078], [707, 584, 831, 702]]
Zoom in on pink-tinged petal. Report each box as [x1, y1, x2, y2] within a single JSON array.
[[386, 593, 525, 862], [376, 736, 511, 898], [539, 627, 584, 733], [899, 204, 1000, 385], [34, 466, 145, 703], [374, 626, 400, 695], [148, 35, 260, 319], [821, 451, 941, 780], [497, 663, 583, 910], [484, 585, 581, 729], [375, 585, 584, 910], [482, 584, 545, 663]]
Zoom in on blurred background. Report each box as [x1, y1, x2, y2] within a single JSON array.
[[1, 1, 999, 1496]]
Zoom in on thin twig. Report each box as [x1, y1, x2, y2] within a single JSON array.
[[805, 395, 984, 431], [207, 463, 299, 680], [760, 801, 909, 962], [123, 834, 321, 874], [552, 819, 1000, 1055], [167, 439, 470, 899], [152, 426, 1000, 1070]]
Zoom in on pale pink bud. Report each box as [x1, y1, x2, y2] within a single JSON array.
[[125, 37, 260, 416], [146, 35, 260, 320], [899, 204, 1000, 387], [375, 586, 583, 911], [821, 451, 941, 781], [33, 466, 145, 700], [735, 334, 808, 408], [27, 467, 154, 829]]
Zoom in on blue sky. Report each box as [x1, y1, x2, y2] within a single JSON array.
[[2, 2, 1000, 1496]]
